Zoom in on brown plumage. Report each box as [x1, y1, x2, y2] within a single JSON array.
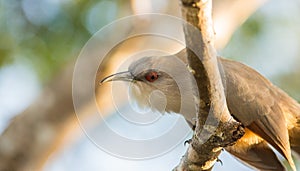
[[101, 49, 300, 170], [220, 57, 300, 170]]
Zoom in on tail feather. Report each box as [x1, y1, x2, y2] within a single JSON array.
[[226, 139, 285, 170]]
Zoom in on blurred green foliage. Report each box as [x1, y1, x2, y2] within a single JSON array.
[[239, 13, 264, 42], [0, 0, 126, 82], [220, 12, 265, 60], [275, 72, 300, 101]]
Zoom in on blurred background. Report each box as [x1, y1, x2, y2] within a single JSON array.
[[0, 0, 300, 170]]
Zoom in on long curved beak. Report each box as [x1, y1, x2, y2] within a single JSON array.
[[100, 71, 134, 85]]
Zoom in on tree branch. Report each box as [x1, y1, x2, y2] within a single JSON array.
[[174, 1, 245, 170]]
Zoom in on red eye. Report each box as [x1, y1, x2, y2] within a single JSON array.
[[145, 71, 159, 82]]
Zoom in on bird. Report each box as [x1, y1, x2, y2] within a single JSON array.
[[100, 48, 300, 171]]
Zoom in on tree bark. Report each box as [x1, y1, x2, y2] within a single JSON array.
[[174, 1, 245, 170]]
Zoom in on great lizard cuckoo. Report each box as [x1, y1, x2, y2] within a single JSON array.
[[101, 49, 300, 171]]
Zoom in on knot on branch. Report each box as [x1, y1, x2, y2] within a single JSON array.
[[192, 120, 245, 153], [210, 121, 245, 147]]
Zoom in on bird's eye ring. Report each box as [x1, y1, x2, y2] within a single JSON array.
[[145, 71, 159, 82]]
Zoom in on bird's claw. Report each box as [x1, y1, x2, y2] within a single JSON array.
[[216, 158, 223, 166], [184, 139, 192, 146]]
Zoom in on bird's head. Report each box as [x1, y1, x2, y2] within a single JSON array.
[[100, 54, 196, 116]]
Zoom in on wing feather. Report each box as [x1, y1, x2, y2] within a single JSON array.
[[220, 58, 295, 170]]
